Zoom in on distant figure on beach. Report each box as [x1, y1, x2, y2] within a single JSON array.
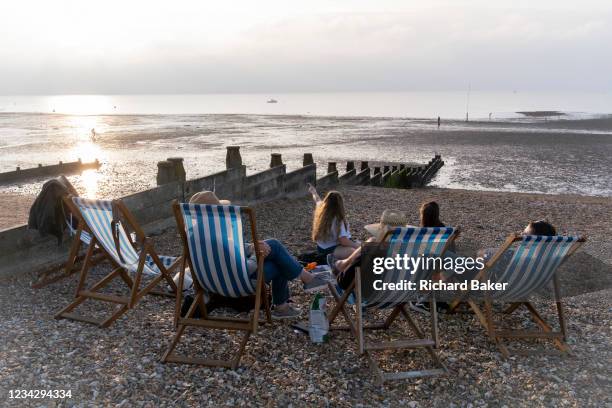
[[90, 128, 96, 142], [308, 184, 359, 260], [437, 116, 441, 128], [489, 112, 492, 121]]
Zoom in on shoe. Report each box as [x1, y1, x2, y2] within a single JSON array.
[[326, 254, 338, 273], [271, 305, 302, 320], [313, 269, 333, 281], [303, 275, 329, 293], [409, 301, 431, 315]]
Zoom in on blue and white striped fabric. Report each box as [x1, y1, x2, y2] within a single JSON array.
[[179, 203, 255, 298], [72, 197, 176, 276], [486, 235, 578, 301], [66, 216, 92, 245], [366, 227, 455, 309]]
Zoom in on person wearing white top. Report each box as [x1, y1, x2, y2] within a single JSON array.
[[308, 184, 359, 260]]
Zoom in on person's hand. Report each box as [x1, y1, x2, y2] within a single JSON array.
[[257, 241, 271, 258]]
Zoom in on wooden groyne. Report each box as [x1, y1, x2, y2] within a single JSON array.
[[0, 159, 101, 184], [0, 148, 443, 279]]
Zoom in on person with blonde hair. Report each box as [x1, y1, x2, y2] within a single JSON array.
[[308, 184, 359, 260]]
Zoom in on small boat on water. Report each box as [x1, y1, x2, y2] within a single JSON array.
[[267, 98, 278, 104]]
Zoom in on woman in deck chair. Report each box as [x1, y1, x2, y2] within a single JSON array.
[[189, 191, 328, 319], [479, 220, 557, 274]]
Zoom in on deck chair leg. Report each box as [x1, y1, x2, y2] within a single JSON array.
[[503, 302, 522, 315], [552, 274, 567, 340], [232, 331, 252, 369], [355, 267, 364, 355], [430, 291, 440, 348], [74, 240, 97, 298], [484, 298, 495, 340], [100, 305, 129, 328], [524, 302, 569, 353], [162, 324, 187, 362], [263, 286, 272, 324], [400, 305, 445, 368], [326, 282, 357, 335], [382, 305, 402, 329]]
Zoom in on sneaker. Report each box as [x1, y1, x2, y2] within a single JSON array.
[[326, 254, 337, 273], [409, 301, 431, 315], [271, 305, 302, 320], [303, 275, 329, 293]]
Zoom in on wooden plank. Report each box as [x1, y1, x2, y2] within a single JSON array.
[[78, 291, 129, 304], [365, 339, 435, 351], [496, 330, 564, 339], [179, 318, 251, 331], [57, 312, 104, 326], [382, 368, 446, 381], [164, 355, 234, 368]]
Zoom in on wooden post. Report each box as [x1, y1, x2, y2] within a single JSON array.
[[374, 166, 381, 174], [167, 157, 186, 182], [270, 153, 283, 168], [226, 146, 242, 169], [156, 161, 175, 185], [383, 165, 390, 173], [360, 161, 369, 171], [346, 161, 355, 172], [303, 153, 314, 166], [327, 162, 337, 174]]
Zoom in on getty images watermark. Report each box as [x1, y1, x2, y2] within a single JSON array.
[[369, 254, 509, 292]]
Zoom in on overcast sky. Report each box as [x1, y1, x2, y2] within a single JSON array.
[[1, 0, 611, 94]]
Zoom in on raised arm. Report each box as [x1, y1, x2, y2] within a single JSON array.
[[307, 183, 322, 204]]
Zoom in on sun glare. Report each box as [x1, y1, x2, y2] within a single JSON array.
[[80, 169, 99, 198], [47, 95, 114, 115]]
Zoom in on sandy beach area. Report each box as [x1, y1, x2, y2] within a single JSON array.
[[1, 185, 610, 406]]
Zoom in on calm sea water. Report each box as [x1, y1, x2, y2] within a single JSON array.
[[0, 92, 611, 198]]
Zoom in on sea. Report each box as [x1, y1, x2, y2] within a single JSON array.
[[1, 92, 611, 198]]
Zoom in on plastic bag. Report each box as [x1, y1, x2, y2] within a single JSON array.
[[309, 293, 329, 343]]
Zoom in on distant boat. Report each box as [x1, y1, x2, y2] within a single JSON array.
[[267, 98, 278, 104]]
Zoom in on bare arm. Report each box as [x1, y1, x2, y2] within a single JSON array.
[[338, 236, 360, 249], [307, 183, 321, 203]]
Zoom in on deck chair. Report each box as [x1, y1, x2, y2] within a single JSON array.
[[327, 227, 459, 384], [162, 201, 271, 369], [55, 197, 179, 327], [32, 207, 101, 288], [450, 233, 586, 357]]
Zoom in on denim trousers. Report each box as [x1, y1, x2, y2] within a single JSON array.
[[250, 239, 302, 305]]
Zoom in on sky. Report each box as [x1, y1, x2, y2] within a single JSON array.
[[0, 0, 611, 94]]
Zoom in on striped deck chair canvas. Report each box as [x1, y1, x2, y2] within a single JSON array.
[[55, 197, 179, 328], [454, 233, 586, 358], [162, 201, 271, 369], [327, 226, 459, 384]]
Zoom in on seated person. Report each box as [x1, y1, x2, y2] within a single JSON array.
[[189, 191, 328, 319], [478, 220, 557, 279], [331, 209, 408, 290], [308, 184, 359, 260]]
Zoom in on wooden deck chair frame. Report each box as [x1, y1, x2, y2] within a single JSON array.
[[449, 233, 586, 358], [327, 228, 459, 384], [55, 196, 179, 328], [31, 197, 106, 289], [162, 200, 271, 369]]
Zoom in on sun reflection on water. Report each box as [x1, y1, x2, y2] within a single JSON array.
[[80, 169, 100, 198]]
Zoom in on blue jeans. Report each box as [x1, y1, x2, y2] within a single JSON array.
[[250, 239, 303, 305]]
